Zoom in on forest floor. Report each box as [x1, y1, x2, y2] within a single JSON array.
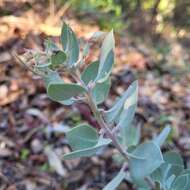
[[0, 1, 190, 190]]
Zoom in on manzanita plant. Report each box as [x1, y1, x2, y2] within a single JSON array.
[[19, 23, 190, 190]]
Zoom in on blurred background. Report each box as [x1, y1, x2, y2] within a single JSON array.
[[0, 0, 190, 189]]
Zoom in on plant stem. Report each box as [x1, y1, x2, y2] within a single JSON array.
[[87, 91, 129, 161], [74, 70, 129, 161], [14, 53, 41, 76]]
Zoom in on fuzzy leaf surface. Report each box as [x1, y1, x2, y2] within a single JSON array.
[[47, 83, 86, 101], [61, 23, 79, 65], [63, 138, 111, 160], [129, 142, 164, 180], [66, 124, 98, 151]]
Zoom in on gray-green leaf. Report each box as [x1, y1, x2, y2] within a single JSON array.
[[163, 151, 184, 180], [42, 71, 76, 105], [66, 124, 98, 151], [96, 30, 115, 82], [51, 51, 67, 66], [154, 126, 171, 147], [129, 142, 164, 180], [105, 80, 138, 124], [164, 151, 184, 167], [81, 61, 111, 104], [150, 151, 184, 189], [92, 78, 111, 104], [42, 71, 62, 88], [63, 137, 111, 160], [171, 174, 189, 190], [180, 170, 190, 190], [96, 50, 114, 83], [47, 83, 86, 101], [122, 125, 141, 148], [61, 23, 79, 65], [116, 80, 138, 147], [81, 61, 99, 85]]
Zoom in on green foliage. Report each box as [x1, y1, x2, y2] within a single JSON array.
[[63, 122, 111, 160], [61, 23, 79, 65], [66, 124, 98, 150], [129, 142, 164, 180], [105, 80, 138, 125], [20, 148, 30, 160], [63, 137, 111, 160], [65, 0, 122, 30], [43, 70, 62, 88], [154, 126, 171, 146], [150, 151, 190, 190], [171, 174, 189, 190], [81, 61, 111, 104], [23, 22, 188, 190], [42, 70, 76, 105], [81, 61, 99, 85], [58, 0, 190, 32], [96, 30, 115, 82], [50, 51, 67, 66], [92, 78, 111, 104], [118, 81, 138, 147], [69, 0, 121, 16], [47, 83, 86, 101]]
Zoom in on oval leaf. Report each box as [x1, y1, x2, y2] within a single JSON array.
[[129, 142, 164, 180], [51, 51, 67, 66], [63, 138, 111, 160], [47, 83, 86, 101], [92, 78, 111, 104], [123, 125, 141, 148], [151, 151, 184, 189], [181, 170, 190, 190], [42, 71, 77, 105], [171, 174, 189, 190], [61, 23, 79, 65], [66, 124, 98, 151], [164, 151, 184, 167], [163, 151, 184, 180], [81, 61, 99, 85]]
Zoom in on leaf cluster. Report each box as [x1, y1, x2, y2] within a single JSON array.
[[21, 23, 189, 190]]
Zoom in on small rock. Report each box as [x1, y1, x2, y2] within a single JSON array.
[[31, 139, 43, 154], [0, 148, 12, 157]]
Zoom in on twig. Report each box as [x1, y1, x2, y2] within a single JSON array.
[[13, 52, 41, 76]]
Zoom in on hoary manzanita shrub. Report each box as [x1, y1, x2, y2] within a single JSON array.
[[21, 23, 190, 190]]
